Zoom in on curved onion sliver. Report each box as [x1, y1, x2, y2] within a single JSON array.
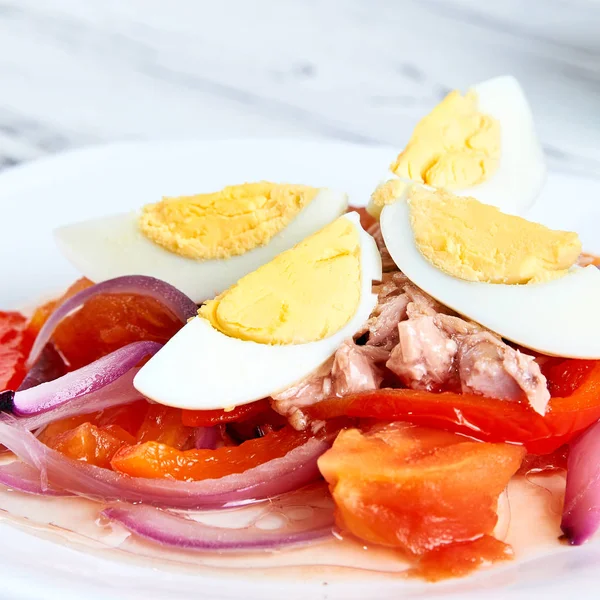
[[28, 275, 197, 367], [0, 461, 68, 496], [18, 343, 66, 391], [102, 493, 334, 551], [4, 341, 161, 420], [0, 415, 328, 509]]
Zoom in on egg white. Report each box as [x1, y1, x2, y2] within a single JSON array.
[[133, 212, 382, 410], [372, 76, 546, 217], [380, 197, 600, 359], [54, 188, 348, 303], [466, 76, 546, 214]]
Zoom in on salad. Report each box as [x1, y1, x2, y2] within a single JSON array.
[[1, 75, 600, 583]]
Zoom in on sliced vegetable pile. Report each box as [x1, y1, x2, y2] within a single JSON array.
[[0, 274, 599, 581]]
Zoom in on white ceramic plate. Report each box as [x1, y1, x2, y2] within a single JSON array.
[[1, 140, 600, 600]]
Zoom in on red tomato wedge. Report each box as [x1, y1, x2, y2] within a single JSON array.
[[309, 360, 600, 454], [181, 399, 270, 427], [318, 423, 524, 555], [111, 426, 312, 481], [0, 311, 34, 391]]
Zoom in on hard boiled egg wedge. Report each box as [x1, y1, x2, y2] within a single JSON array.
[[54, 182, 348, 303], [134, 212, 382, 410], [370, 76, 545, 217], [379, 186, 600, 359]]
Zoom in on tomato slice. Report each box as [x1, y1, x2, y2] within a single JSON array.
[[0, 311, 34, 391], [181, 399, 270, 427], [111, 426, 311, 481], [52, 293, 183, 370], [46, 422, 136, 469], [318, 423, 524, 555], [308, 359, 600, 454]]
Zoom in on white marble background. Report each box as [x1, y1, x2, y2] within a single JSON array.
[[0, 0, 599, 179]]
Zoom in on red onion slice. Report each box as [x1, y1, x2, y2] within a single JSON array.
[[102, 492, 334, 551], [28, 275, 197, 367], [0, 461, 67, 496], [18, 343, 66, 391], [6, 341, 161, 418], [561, 420, 600, 544], [17, 369, 142, 432], [0, 415, 328, 509], [194, 427, 219, 450]]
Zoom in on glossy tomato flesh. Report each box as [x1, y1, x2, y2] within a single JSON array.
[[51, 293, 183, 370], [46, 422, 136, 469], [318, 423, 525, 555]]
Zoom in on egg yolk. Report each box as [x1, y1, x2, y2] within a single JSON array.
[[371, 90, 500, 213], [394, 90, 500, 188], [139, 182, 319, 260], [199, 217, 361, 344], [409, 187, 581, 285]]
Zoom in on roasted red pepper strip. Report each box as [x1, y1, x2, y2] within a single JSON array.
[[308, 360, 600, 454], [181, 399, 270, 427]]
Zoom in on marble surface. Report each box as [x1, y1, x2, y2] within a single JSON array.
[[0, 0, 599, 179]]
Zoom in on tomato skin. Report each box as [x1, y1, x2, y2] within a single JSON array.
[[0, 311, 34, 391], [111, 426, 312, 481], [181, 399, 270, 427], [308, 360, 600, 454]]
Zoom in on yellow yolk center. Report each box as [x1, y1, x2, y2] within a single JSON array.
[[139, 182, 319, 260], [370, 90, 501, 215], [199, 217, 361, 344], [393, 90, 500, 188], [409, 188, 582, 284]]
